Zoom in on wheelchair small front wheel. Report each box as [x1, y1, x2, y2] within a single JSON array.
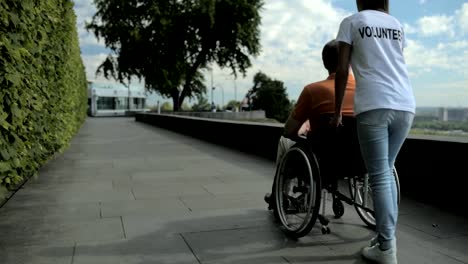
[[332, 199, 345, 219], [274, 145, 321, 238]]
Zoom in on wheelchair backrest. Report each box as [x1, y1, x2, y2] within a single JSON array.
[[308, 114, 367, 178]]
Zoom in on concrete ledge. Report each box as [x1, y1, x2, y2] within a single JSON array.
[[136, 113, 468, 216], [396, 137, 468, 215], [163, 110, 267, 120], [136, 113, 283, 160]]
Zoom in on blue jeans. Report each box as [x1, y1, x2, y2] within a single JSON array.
[[356, 109, 414, 250]]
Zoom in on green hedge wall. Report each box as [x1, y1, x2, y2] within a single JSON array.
[[0, 0, 87, 194]]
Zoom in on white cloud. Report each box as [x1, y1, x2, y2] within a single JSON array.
[[416, 15, 455, 37], [405, 39, 466, 75], [419, 0, 427, 5], [457, 3, 468, 33], [81, 53, 109, 83], [206, 0, 351, 102], [73, 0, 105, 47], [403, 23, 418, 34], [410, 3, 468, 38], [436, 40, 468, 50], [414, 80, 468, 107]]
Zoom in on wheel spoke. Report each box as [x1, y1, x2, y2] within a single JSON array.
[[274, 147, 321, 237]]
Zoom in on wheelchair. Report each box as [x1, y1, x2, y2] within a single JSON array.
[[272, 115, 400, 238]]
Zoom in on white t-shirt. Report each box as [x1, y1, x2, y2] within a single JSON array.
[[336, 10, 415, 115]]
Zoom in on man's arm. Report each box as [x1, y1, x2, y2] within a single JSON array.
[[284, 116, 303, 140], [284, 88, 310, 139], [333, 42, 352, 126]]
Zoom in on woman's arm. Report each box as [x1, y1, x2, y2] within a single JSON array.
[[332, 42, 352, 126]]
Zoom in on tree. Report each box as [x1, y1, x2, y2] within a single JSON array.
[[246, 72, 291, 122], [181, 103, 192, 111], [87, 0, 263, 111], [289, 99, 297, 112], [225, 100, 240, 111], [192, 94, 211, 112], [161, 102, 173, 111]]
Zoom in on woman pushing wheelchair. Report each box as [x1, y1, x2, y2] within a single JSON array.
[[331, 0, 415, 263]]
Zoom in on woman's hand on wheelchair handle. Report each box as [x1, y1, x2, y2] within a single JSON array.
[[330, 112, 343, 127]]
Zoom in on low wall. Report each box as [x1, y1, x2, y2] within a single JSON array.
[[137, 113, 282, 160], [136, 113, 468, 216], [396, 136, 467, 215], [165, 110, 267, 120]]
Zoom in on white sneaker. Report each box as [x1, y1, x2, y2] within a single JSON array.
[[362, 244, 397, 264], [369, 236, 397, 252]]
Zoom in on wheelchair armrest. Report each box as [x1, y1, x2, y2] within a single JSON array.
[[282, 134, 308, 147]]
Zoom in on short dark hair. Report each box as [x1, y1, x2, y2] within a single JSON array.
[[322, 40, 338, 73], [360, 0, 388, 11]]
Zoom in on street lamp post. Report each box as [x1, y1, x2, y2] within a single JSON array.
[[210, 68, 214, 105], [211, 86, 216, 111], [214, 83, 224, 110], [234, 79, 237, 102]]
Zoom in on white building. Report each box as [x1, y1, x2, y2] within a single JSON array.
[[87, 82, 148, 117], [437, 107, 468, 122]]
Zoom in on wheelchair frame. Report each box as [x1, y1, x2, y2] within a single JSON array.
[[272, 139, 400, 238]]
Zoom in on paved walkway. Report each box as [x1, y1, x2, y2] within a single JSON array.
[[0, 117, 467, 264]]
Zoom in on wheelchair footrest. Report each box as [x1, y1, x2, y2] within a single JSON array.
[[318, 214, 329, 226], [318, 214, 331, 234]]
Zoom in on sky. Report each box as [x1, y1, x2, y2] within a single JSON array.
[[74, 0, 468, 107]]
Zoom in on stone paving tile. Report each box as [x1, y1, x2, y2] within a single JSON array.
[[131, 183, 210, 199], [204, 256, 289, 264], [22, 177, 112, 188], [126, 174, 225, 187], [397, 224, 468, 263], [202, 182, 272, 196], [180, 192, 270, 212], [428, 236, 468, 263], [399, 211, 468, 238], [131, 169, 221, 181], [0, 244, 74, 264], [0, 217, 124, 247], [397, 237, 465, 264], [0, 202, 100, 222], [181, 224, 366, 264], [100, 198, 190, 218], [72, 237, 198, 264], [9, 188, 135, 206], [181, 227, 287, 263], [121, 208, 277, 240]]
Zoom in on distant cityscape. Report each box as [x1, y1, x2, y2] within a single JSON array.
[[415, 107, 468, 122], [412, 107, 468, 137]]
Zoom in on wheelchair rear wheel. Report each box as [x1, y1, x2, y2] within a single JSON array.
[[349, 167, 400, 229], [274, 145, 321, 238]]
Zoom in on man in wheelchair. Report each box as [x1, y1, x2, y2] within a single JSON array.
[[264, 39, 356, 208]]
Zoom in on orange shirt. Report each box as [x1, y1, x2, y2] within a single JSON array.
[[291, 73, 355, 133]]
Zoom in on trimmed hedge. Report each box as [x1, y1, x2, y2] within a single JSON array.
[[0, 0, 87, 194]]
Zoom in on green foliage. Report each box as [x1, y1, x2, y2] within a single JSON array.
[[181, 103, 192, 111], [225, 100, 240, 111], [412, 120, 468, 132], [0, 0, 87, 191], [246, 72, 291, 122], [161, 102, 173, 112], [87, 0, 263, 110], [192, 94, 211, 112]]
